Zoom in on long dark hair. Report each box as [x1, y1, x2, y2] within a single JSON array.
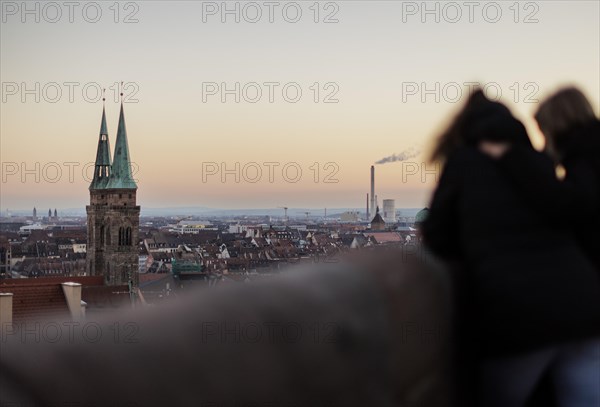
[[429, 90, 531, 162], [535, 87, 598, 161]]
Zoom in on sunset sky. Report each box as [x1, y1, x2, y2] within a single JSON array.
[[1, 1, 599, 211]]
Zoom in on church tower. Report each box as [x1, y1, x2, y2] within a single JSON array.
[[86, 101, 140, 286]]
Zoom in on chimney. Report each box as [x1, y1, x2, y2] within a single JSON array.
[[80, 300, 87, 318], [61, 282, 84, 320], [366, 193, 370, 221], [370, 166, 375, 218], [0, 293, 14, 328]]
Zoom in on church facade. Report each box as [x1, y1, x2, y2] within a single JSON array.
[[86, 103, 140, 286]]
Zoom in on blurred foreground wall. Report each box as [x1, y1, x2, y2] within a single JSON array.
[[0, 249, 453, 407]]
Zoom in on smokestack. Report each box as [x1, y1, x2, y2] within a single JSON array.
[[366, 193, 369, 221], [370, 166, 375, 218]]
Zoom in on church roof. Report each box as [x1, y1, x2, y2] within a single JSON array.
[[89, 105, 112, 190], [371, 213, 385, 224], [371, 206, 385, 224], [106, 103, 137, 190]]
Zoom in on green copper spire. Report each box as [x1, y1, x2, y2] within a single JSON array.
[[106, 103, 137, 189], [89, 105, 112, 190], [99, 104, 108, 135]]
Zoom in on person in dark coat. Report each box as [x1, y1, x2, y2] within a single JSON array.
[[482, 87, 600, 274], [422, 90, 600, 407]]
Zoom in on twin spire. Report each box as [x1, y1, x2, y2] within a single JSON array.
[[90, 97, 137, 190]]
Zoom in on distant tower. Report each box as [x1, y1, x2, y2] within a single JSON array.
[[383, 199, 396, 223], [86, 99, 140, 286], [33, 207, 37, 219], [48, 209, 52, 218], [370, 206, 386, 231], [54, 208, 57, 219]]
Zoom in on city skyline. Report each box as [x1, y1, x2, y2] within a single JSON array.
[[2, 1, 599, 210]]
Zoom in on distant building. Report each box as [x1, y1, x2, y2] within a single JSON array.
[[382, 199, 396, 223], [0, 237, 11, 278], [86, 103, 140, 287], [340, 211, 360, 223], [172, 221, 216, 234], [57, 241, 87, 253], [139, 244, 148, 274], [369, 207, 386, 231], [18, 224, 45, 235]]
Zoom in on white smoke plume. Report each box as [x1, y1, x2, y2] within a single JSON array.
[[375, 146, 421, 165]]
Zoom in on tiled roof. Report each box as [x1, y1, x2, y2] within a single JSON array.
[[139, 273, 171, 285], [1, 284, 69, 323], [81, 285, 131, 310], [371, 213, 385, 224], [363, 232, 403, 243], [0, 276, 135, 321], [0, 276, 104, 287]]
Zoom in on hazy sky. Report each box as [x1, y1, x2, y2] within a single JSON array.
[[1, 0, 599, 211]]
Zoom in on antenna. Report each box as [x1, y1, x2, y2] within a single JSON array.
[[102, 88, 106, 104], [120, 81, 124, 103]]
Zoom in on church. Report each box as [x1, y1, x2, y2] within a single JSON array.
[[86, 101, 140, 287]]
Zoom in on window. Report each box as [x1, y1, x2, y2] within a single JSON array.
[[118, 227, 132, 246]]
